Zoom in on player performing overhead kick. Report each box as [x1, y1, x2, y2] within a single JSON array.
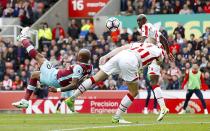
[[136, 14, 175, 121], [12, 27, 93, 108], [50, 38, 165, 123]]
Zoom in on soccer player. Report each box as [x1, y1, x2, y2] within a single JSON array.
[[178, 63, 208, 115], [143, 66, 158, 115], [137, 14, 170, 53], [12, 27, 93, 108], [136, 14, 173, 121], [60, 40, 165, 123]]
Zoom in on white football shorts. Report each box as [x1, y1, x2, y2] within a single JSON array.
[[100, 50, 139, 82], [148, 62, 161, 76]]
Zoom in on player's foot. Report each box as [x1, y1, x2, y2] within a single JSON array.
[[153, 109, 159, 114], [17, 27, 31, 42], [157, 107, 169, 121], [204, 109, 208, 115], [112, 115, 132, 124], [12, 99, 29, 108], [65, 97, 75, 112], [143, 107, 149, 114], [178, 109, 186, 115]]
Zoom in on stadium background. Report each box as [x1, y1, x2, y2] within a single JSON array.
[[0, 0, 209, 115]]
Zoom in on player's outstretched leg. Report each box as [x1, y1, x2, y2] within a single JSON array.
[[194, 89, 208, 115], [112, 93, 134, 124], [112, 82, 138, 124], [144, 87, 151, 114], [17, 27, 37, 59], [65, 70, 108, 112], [17, 27, 46, 65], [153, 85, 169, 121], [178, 89, 193, 114], [12, 71, 40, 108], [149, 74, 169, 121], [65, 77, 96, 112]]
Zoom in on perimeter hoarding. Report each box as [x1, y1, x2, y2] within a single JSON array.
[[1, 91, 210, 114], [23, 98, 210, 114]]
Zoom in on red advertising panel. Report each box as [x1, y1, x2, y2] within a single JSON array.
[[68, 0, 109, 18], [23, 99, 210, 114], [1, 90, 210, 114]]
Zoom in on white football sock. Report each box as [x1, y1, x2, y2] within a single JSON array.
[[153, 87, 166, 109], [115, 94, 134, 117], [71, 78, 93, 100]]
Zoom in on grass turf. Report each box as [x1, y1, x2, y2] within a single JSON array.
[[0, 113, 209, 131]]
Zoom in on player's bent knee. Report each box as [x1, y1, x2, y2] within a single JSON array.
[[128, 91, 138, 98], [150, 75, 159, 85], [131, 91, 138, 97], [127, 81, 139, 97]]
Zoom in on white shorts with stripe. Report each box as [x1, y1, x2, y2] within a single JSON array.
[[148, 62, 161, 76], [100, 50, 140, 82]]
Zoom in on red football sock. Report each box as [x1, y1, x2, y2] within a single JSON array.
[[24, 78, 38, 100], [24, 89, 33, 100]]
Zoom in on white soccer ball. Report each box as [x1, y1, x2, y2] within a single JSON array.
[[106, 17, 120, 32]]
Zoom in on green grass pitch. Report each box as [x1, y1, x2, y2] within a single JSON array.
[[0, 113, 209, 131]]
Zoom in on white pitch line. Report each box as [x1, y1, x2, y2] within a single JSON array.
[[50, 121, 210, 131]]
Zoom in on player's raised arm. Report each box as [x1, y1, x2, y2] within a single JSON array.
[[159, 34, 169, 54], [99, 44, 130, 65], [60, 75, 88, 91], [49, 65, 86, 92], [159, 34, 174, 62], [49, 78, 80, 92]]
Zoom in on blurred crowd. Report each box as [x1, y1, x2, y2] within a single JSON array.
[[0, 18, 209, 91], [121, 0, 210, 15], [0, 0, 57, 26]]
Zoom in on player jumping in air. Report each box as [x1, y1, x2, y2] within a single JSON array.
[[12, 27, 93, 108], [136, 14, 175, 121], [50, 39, 165, 123]]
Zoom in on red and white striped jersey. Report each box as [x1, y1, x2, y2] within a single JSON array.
[[138, 23, 161, 42], [129, 43, 163, 67]]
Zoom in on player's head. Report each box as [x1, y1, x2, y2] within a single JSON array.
[[78, 49, 91, 64], [137, 14, 147, 28], [192, 63, 199, 72]]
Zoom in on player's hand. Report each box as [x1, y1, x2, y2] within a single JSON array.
[[48, 87, 57, 93], [99, 56, 109, 65]]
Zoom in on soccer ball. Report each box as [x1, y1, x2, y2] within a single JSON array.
[[106, 17, 120, 32]]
